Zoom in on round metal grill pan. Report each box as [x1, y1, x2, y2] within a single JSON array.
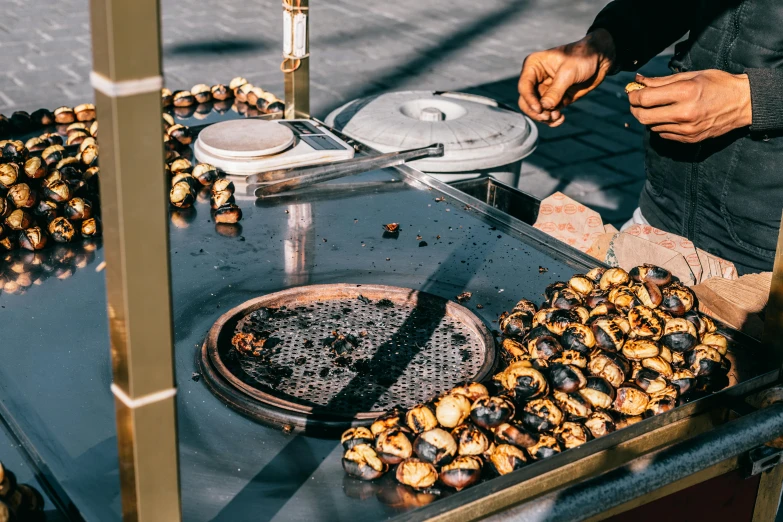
[[200, 283, 496, 433]]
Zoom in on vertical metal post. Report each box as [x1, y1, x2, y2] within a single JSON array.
[[283, 0, 310, 119], [88, 0, 182, 520], [763, 211, 783, 367]]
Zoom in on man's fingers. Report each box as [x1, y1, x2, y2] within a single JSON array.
[[628, 83, 682, 108], [629, 104, 684, 126], [548, 114, 566, 127], [635, 71, 699, 88], [540, 67, 576, 110], [519, 63, 544, 114]]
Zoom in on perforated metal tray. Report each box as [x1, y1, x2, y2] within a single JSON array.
[[199, 283, 496, 435]]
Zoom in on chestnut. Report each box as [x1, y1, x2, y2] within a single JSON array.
[[211, 84, 234, 101], [550, 288, 583, 310], [686, 345, 722, 376], [370, 407, 405, 437], [587, 351, 629, 388], [191, 84, 212, 104], [573, 306, 591, 324], [552, 349, 588, 368], [413, 428, 457, 466], [622, 339, 660, 360], [24, 157, 46, 179], [670, 369, 697, 394], [470, 396, 515, 429], [584, 289, 610, 309], [634, 368, 667, 394], [66, 129, 90, 146], [616, 416, 644, 430], [501, 338, 527, 358], [611, 289, 643, 314], [64, 198, 92, 221], [660, 283, 696, 316], [591, 317, 626, 352], [513, 298, 538, 314], [229, 76, 249, 91], [0, 163, 19, 188], [341, 426, 375, 450], [170, 158, 193, 174], [527, 434, 562, 460], [579, 376, 616, 410], [613, 383, 650, 416], [435, 393, 471, 428], [161, 88, 173, 107], [526, 332, 563, 361], [671, 350, 686, 368], [193, 163, 219, 186], [74, 103, 96, 122], [81, 144, 98, 167], [42, 144, 65, 166], [552, 390, 592, 419], [520, 398, 563, 432], [561, 322, 596, 353], [629, 264, 671, 286], [42, 180, 71, 203], [81, 217, 101, 237], [6, 209, 33, 231], [173, 90, 196, 107], [19, 226, 48, 251], [167, 124, 192, 146], [650, 384, 679, 401], [212, 178, 235, 194], [170, 181, 196, 209], [54, 106, 76, 124], [645, 396, 676, 417], [24, 137, 47, 152], [440, 456, 482, 491], [31, 108, 55, 126], [406, 404, 438, 433], [537, 308, 580, 336], [568, 274, 594, 296], [701, 332, 728, 356], [599, 267, 630, 290], [493, 420, 538, 449], [499, 310, 532, 338], [265, 100, 286, 114], [687, 312, 717, 335], [0, 199, 7, 219], [589, 302, 617, 317], [489, 444, 527, 475], [449, 422, 487, 456], [48, 217, 76, 243], [495, 361, 548, 400], [343, 444, 388, 481], [214, 203, 243, 224], [247, 86, 266, 106], [35, 199, 58, 222], [375, 427, 413, 464], [549, 363, 587, 393], [661, 317, 699, 352], [235, 83, 254, 103], [211, 190, 235, 209], [584, 410, 616, 438], [634, 280, 663, 308], [545, 281, 568, 301], [642, 356, 673, 378], [554, 421, 592, 449], [7, 183, 37, 208], [628, 306, 664, 340]]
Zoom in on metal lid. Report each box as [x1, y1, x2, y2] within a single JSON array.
[[325, 91, 538, 173]]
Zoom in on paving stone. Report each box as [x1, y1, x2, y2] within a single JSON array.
[[577, 133, 633, 154], [545, 162, 632, 195], [600, 151, 645, 178], [534, 138, 608, 165]]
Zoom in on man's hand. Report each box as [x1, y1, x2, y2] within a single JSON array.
[[518, 29, 616, 127], [628, 70, 752, 143]]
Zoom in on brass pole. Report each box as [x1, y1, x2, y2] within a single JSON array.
[[763, 211, 783, 368], [88, 0, 182, 520], [283, 0, 310, 119]]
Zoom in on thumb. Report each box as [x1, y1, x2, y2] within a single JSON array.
[[540, 67, 576, 110]]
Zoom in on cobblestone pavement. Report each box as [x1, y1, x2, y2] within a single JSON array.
[[0, 0, 672, 225]]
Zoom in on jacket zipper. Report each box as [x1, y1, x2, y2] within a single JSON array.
[[720, 2, 744, 70], [687, 146, 702, 240]]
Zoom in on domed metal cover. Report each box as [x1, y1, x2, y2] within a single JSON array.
[[199, 283, 496, 435], [325, 91, 538, 173]]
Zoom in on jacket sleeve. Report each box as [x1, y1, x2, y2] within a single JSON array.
[[746, 69, 783, 133], [587, 1, 695, 73]]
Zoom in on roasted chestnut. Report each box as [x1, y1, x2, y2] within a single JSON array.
[[406, 404, 438, 433], [553, 390, 593, 419], [81, 217, 101, 237], [634, 280, 663, 308], [615, 416, 644, 430], [170, 181, 195, 209], [193, 163, 219, 186], [375, 427, 413, 464], [170, 158, 193, 175], [19, 226, 48, 251], [591, 317, 627, 352], [499, 310, 532, 338], [24, 137, 47, 152], [550, 288, 583, 310], [452, 422, 490, 456], [587, 351, 628, 387], [191, 84, 212, 104], [265, 100, 286, 114], [521, 398, 563, 432], [670, 369, 696, 394], [495, 361, 548, 399], [554, 421, 592, 449], [642, 355, 673, 378], [685, 312, 717, 335], [552, 349, 588, 368], [0, 199, 7, 219], [513, 298, 538, 314], [645, 396, 676, 417], [527, 434, 562, 460], [173, 90, 196, 107], [585, 410, 616, 438], [7, 183, 36, 209], [561, 322, 596, 353], [493, 420, 538, 449], [622, 339, 660, 360], [23, 157, 46, 179], [613, 382, 650, 416], [599, 267, 630, 290], [341, 426, 375, 450], [527, 334, 563, 360], [629, 264, 671, 286], [42, 144, 65, 166], [440, 456, 482, 491], [611, 288, 643, 314], [634, 368, 667, 394], [413, 428, 457, 466], [30, 108, 54, 126], [501, 338, 527, 358], [435, 393, 471, 428], [54, 106, 76, 124], [545, 281, 568, 300], [211, 84, 233, 101], [212, 178, 235, 194], [661, 317, 699, 352], [489, 444, 527, 475], [343, 444, 388, 481], [660, 283, 696, 316], [686, 345, 722, 376], [650, 384, 679, 401], [48, 217, 76, 243], [211, 189, 235, 209], [167, 124, 192, 146], [74, 103, 96, 122], [370, 408, 405, 436], [470, 396, 515, 429], [568, 274, 594, 296], [628, 306, 664, 340], [247, 86, 266, 106], [701, 332, 728, 356], [81, 144, 98, 167], [589, 301, 617, 317], [6, 209, 33, 231], [229, 76, 249, 91], [214, 203, 243, 224], [549, 363, 587, 393], [579, 376, 616, 409], [161, 88, 173, 107], [536, 308, 579, 336], [0, 163, 19, 188], [64, 198, 92, 221]]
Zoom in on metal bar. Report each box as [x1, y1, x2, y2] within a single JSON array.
[[88, 0, 182, 520], [283, 0, 310, 119], [482, 402, 783, 522], [752, 462, 783, 522], [763, 210, 783, 368]]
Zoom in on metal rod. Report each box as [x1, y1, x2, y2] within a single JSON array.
[[88, 0, 182, 520], [283, 0, 310, 119], [763, 210, 783, 368], [484, 402, 783, 522], [255, 144, 444, 197]]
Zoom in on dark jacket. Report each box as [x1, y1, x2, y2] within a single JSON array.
[[590, 0, 783, 274]]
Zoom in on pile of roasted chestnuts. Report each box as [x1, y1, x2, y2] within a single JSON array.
[[161, 77, 285, 120], [341, 265, 731, 493], [0, 461, 45, 521]]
